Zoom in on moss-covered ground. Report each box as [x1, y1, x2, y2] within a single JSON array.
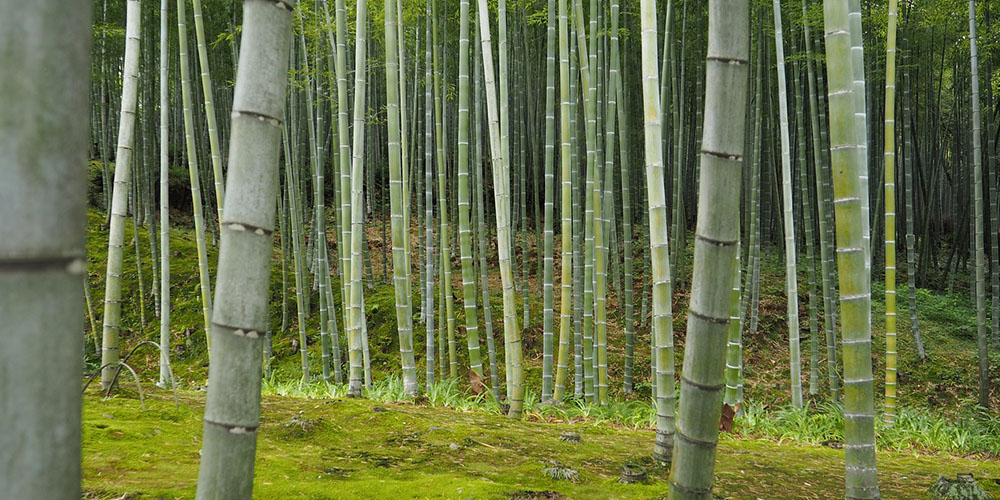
[[83, 206, 1000, 499], [83, 391, 1000, 499]]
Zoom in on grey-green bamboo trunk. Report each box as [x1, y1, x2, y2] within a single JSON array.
[[194, 1, 294, 498], [824, 0, 880, 497], [668, 1, 748, 497], [1, 2, 90, 497], [101, 0, 142, 389]]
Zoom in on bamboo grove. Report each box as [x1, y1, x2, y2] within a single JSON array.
[[4, 0, 1000, 498]]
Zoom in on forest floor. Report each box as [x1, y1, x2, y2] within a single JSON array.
[[82, 207, 1000, 498], [82, 390, 1000, 499]]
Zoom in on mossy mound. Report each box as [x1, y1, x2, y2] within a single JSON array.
[[928, 475, 993, 500]]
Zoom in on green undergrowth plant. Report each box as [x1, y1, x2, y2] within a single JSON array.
[[262, 373, 1000, 457], [261, 374, 654, 428], [736, 400, 1000, 457]]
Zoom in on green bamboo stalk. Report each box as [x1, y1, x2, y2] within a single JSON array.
[[791, 53, 820, 397], [772, 0, 803, 409], [191, 0, 225, 223], [99, 0, 113, 221], [499, 0, 517, 395], [639, 0, 678, 464], [541, 0, 557, 401], [346, 0, 369, 397], [570, 18, 584, 399], [824, 0, 880, 496], [397, 0, 413, 317], [519, 47, 530, 335], [969, 0, 990, 409], [438, 251, 447, 381], [724, 241, 743, 406], [456, 0, 484, 379], [477, 0, 524, 417], [617, 43, 636, 395], [101, 0, 142, 389], [848, 0, 871, 272], [194, 0, 294, 496], [1, 2, 89, 495], [553, 0, 573, 402], [177, 0, 214, 355], [130, 175, 147, 327], [85, 274, 100, 357], [432, 0, 458, 379], [384, 0, 419, 396], [669, 3, 686, 287], [899, 26, 925, 361], [424, 4, 437, 390], [573, 0, 597, 403], [284, 130, 310, 382], [593, 0, 622, 405], [335, 0, 352, 340], [668, 0, 748, 496], [803, 1, 840, 399], [298, 13, 331, 382], [473, 8, 500, 400], [271, 186, 287, 376], [883, 0, 899, 424], [746, 51, 763, 354]]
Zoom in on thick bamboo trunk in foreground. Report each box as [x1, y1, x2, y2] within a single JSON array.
[[1, 2, 90, 497], [824, 0, 881, 497], [668, 1, 748, 497], [195, 1, 294, 497]]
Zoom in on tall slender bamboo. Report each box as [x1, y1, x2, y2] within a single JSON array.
[[335, 0, 352, 340], [432, 0, 458, 379], [570, 24, 584, 398], [824, 0, 880, 496], [284, 129, 310, 381], [848, 0, 871, 272], [473, 9, 500, 400], [1, 2, 90, 496], [900, 28, 925, 361], [593, 0, 622, 405], [101, 0, 142, 389], [742, 28, 763, 403], [883, 0, 900, 424], [553, 0, 574, 402], [194, 0, 294, 496], [177, 0, 214, 353], [385, 0, 419, 396], [639, 0, 678, 464], [572, 0, 598, 402], [456, 0, 484, 380], [346, 0, 369, 397], [477, 0, 523, 417], [668, 1, 748, 497], [796, 58, 820, 396], [424, 5, 436, 390], [969, 0, 990, 409], [616, 24, 636, 395], [804, 0, 840, 398], [299, 15, 332, 381], [724, 242, 743, 406], [772, 0, 803, 409], [159, 0, 172, 389], [541, 0, 557, 402], [191, 0, 225, 222]]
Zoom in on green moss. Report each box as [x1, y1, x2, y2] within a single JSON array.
[[83, 392, 1000, 499], [84, 210, 1000, 499]]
